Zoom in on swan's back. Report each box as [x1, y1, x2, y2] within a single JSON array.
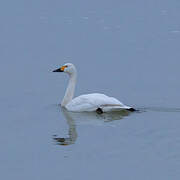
[[66, 93, 127, 112]]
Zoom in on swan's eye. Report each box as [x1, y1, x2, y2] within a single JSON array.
[[60, 65, 68, 71]]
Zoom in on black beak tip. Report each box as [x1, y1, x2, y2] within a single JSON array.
[[52, 68, 63, 72]]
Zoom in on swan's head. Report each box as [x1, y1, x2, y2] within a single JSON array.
[[53, 63, 76, 75]]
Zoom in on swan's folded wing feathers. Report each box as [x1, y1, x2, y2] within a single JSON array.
[[66, 94, 97, 112], [65, 93, 127, 112]]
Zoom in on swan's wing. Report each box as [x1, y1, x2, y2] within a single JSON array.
[[66, 93, 128, 112], [100, 104, 132, 112], [66, 94, 100, 112]]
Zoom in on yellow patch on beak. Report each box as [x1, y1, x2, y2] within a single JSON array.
[[60, 65, 67, 71]]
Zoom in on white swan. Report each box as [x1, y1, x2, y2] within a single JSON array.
[[53, 63, 135, 113]]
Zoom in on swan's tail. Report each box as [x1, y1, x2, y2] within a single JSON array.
[[126, 107, 136, 112], [101, 105, 137, 113]]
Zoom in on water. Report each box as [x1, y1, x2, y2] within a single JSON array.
[[0, 0, 180, 179]]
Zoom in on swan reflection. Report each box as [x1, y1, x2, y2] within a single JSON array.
[[53, 107, 132, 146]]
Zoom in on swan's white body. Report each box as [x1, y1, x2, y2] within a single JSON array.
[[53, 63, 133, 113], [66, 93, 131, 112]]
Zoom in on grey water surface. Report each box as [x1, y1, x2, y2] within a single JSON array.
[[0, 0, 180, 180]]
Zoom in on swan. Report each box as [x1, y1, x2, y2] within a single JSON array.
[[53, 63, 135, 113]]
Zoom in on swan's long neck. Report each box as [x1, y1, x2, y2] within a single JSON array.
[[61, 72, 77, 107]]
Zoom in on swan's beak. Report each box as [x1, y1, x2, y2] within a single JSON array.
[[53, 65, 67, 72], [53, 68, 63, 72]]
